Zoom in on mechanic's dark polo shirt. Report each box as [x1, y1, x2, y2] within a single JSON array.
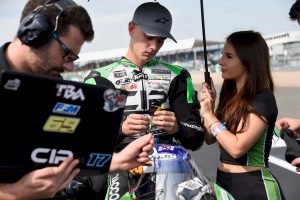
[[0, 43, 11, 72]]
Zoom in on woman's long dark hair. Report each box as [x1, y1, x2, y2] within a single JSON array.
[[215, 31, 274, 133]]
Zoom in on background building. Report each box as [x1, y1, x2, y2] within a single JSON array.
[[63, 31, 300, 81], [266, 31, 300, 71]]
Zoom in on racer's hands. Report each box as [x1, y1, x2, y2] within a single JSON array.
[[0, 157, 80, 200], [110, 134, 154, 172], [275, 117, 300, 138], [152, 110, 179, 135], [122, 114, 150, 136]]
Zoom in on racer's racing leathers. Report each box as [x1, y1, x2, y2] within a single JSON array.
[[84, 57, 204, 199], [84, 57, 204, 150]]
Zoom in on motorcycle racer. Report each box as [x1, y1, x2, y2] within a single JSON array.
[[84, 2, 204, 199]]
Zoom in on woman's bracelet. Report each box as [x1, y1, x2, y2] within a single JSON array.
[[211, 123, 227, 137], [208, 120, 219, 129]]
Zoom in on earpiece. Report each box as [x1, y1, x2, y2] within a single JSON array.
[[17, 12, 54, 47], [17, 0, 76, 47]]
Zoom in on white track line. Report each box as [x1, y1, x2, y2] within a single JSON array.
[[271, 137, 286, 148], [269, 155, 299, 174]]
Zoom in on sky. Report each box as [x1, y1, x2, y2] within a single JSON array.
[[0, 0, 298, 54]]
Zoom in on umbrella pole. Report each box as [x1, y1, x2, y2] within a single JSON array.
[[200, 0, 211, 86]]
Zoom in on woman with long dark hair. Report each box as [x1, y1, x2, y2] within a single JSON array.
[[200, 30, 285, 200]]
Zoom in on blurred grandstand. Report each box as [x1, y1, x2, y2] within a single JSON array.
[[63, 31, 300, 82]]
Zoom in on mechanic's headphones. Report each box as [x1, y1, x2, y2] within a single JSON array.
[[17, 0, 77, 47]]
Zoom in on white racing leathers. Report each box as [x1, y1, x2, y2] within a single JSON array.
[[84, 57, 204, 199], [85, 57, 204, 150]]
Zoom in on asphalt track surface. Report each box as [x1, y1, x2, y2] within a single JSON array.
[[191, 84, 300, 200]]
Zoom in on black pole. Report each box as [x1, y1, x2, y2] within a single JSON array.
[[200, 0, 210, 86]]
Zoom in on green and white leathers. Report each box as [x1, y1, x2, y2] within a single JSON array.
[[85, 57, 204, 151]]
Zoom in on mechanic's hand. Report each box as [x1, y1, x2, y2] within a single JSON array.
[[122, 114, 150, 136], [291, 157, 300, 172], [275, 117, 300, 138], [3, 157, 80, 200], [152, 110, 179, 135], [110, 134, 154, 172]]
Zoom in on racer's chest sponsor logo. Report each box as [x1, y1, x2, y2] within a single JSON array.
[[148, 74, 171, 81], [53, 102, 80, 116], [115, 78, 132, 85], [132, 70, 148, 81], [148, 81, 169, 90], [56, 84, 85, 101], [121, 83, 137, 91], [151, 69, 171, 74], [113, 70, 127, 78]]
